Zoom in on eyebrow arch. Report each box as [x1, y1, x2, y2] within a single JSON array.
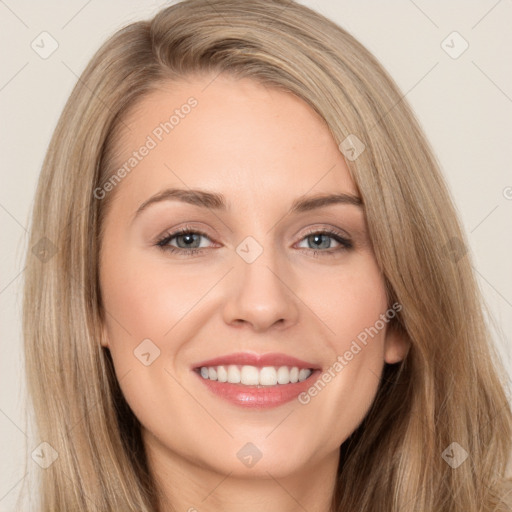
[[290, 192, 363, 213], [134, 187, 363, 219], [134, 188, 227, 219]]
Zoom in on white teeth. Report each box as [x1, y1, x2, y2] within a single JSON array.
[[217, 365, 228, 382], [276, 366, 289, 384], [227, 365, 241, 383], [198, 364, 313, 386], [298, 368, 311, 382], [259, 367, 277, 386], [241, 365, 260, 385]]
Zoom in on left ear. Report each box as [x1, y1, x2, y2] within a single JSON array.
[[384, 324, 410, 364]]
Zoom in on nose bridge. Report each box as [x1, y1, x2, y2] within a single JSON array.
[[222, 234, 299, 331]]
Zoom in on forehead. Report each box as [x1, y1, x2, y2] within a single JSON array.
[[108, 73, 358, 207]]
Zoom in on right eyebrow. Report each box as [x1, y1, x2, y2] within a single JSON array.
[[134, 187, 227, 220]]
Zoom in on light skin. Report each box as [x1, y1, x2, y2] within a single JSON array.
[[99, 73, 409, 512]]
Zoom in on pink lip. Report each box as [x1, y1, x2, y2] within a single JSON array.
[[191, 352, 321, 409], [192, 351, 321, 370], [194, 372, 321, 408]]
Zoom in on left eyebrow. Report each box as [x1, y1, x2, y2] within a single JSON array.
[[289, 192, 363, 213]]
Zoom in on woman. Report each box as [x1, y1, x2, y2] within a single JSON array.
[[22, 0, 512, 510]]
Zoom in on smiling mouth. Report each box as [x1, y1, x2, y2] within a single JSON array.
[[194, 364, 315, 386]]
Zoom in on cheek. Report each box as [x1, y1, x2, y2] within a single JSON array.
[[293, 256, 389, 444], [101, 245, 215, 344], [303, 254, 388, 354], [99, 246, 200, 439]]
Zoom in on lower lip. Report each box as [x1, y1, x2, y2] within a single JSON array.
[[194, 370, 320, 408]]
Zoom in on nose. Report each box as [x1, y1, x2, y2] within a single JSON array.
[[222, 245, 300, 333]]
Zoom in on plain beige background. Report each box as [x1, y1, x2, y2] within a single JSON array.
[[1, 1, 511, 510]]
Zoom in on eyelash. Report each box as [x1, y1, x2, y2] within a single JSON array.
[[155, 225, 353, 259]]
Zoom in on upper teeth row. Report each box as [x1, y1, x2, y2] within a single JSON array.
[[199, 365, 312, 386]]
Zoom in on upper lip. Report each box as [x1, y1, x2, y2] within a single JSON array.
[[192, 352, 321, 370]]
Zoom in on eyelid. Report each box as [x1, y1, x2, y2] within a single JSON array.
[[155, 224, 214, 247], [298, 224, 351, 241], [154, 223, 354, 257], [294, 226, 353, 253]]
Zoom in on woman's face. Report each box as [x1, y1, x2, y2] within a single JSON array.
[[99, 73, 408, 481]]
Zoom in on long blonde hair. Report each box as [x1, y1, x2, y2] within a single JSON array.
[[22, 0, 512, 510]]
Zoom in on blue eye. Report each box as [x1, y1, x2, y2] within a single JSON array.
[[155, 227, 352, 258], [156, 227, 211, 256], [297, 229, 352, 252]]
